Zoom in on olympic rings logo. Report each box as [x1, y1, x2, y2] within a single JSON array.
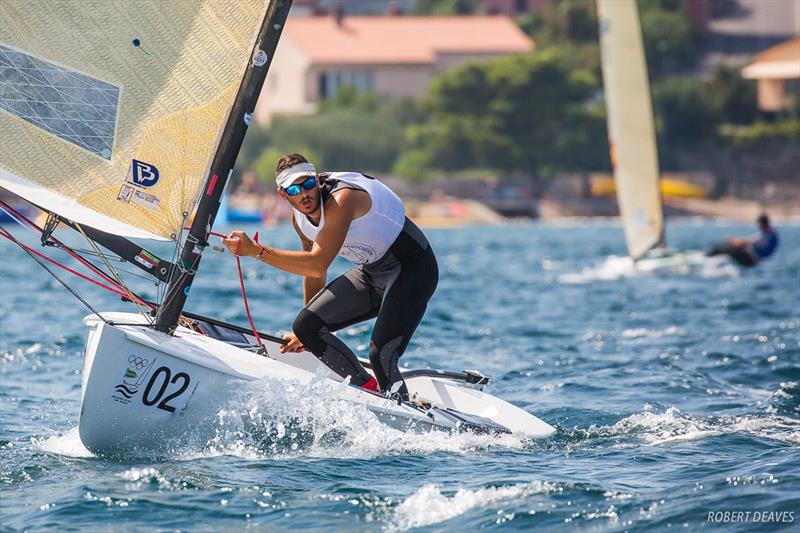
[[128, 355, 149, 370]]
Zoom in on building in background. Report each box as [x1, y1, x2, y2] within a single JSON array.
[[254, 14, 533, 125], [700, 0, 800, 70], [742, 36, 800, 115]]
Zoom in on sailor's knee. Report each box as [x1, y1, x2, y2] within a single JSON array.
[[292, 308, 324, 344]]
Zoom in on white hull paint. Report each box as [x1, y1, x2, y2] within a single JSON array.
[[634, 249, 707, 272], [79, 313, 555, 457]]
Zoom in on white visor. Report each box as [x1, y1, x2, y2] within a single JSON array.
[[276, 162, 316, 189]]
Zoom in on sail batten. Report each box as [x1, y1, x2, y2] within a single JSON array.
[[597, 0, 664, 260], [0, 0, 271, 240]]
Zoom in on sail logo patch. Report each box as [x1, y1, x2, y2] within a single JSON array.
[[128, 159, 160, 187], [118, 159, 162, 210]]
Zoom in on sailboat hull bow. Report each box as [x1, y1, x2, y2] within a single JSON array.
[[78, 313, 555, 457]]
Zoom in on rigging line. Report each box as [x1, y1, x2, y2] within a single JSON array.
[[0, 228, 158, 318], [0, 225, 110, 322], [79, 254, 158, 283], [0, 228, 134, 299], [66, 248, 127, 262], [74, 223, 152, 323], [0, 201, 133, 296], [159, 227, 187, 310], [233, 237, 263, 347]]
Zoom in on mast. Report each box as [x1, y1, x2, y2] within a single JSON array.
[[154, 0, 293, 332]]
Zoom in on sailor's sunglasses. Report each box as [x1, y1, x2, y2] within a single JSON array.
[[283, 176, 317, 196]]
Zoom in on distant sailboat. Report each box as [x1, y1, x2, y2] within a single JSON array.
[[0, 0, 553, 457], [596, 0, 705, 271]]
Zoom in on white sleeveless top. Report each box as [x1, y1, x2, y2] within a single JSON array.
[[293, 172, 405, 265]]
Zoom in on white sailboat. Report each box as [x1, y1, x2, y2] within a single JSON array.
[[0, 0, 554, 458], [597, 0, 705, 272]]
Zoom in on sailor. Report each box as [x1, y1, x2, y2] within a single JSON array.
[[223, 153, 438, 400], [706, 213, 779, 267]]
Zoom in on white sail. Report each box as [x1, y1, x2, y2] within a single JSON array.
[[0, 0, 270, 240], [597, 0, 664, 259]]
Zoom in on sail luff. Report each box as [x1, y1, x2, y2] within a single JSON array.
[[597, 0, 665, 260], [154, 0, 292, 333]]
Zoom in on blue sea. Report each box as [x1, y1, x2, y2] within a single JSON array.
[[1, 219, 798, 531]]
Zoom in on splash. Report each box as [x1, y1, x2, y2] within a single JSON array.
[[558, 254, 738, 284], [586, 405, 800, 446], [117, 467, 204, 491], [35, 427, 93, 458], [621, 326, 685, 338], [188, 371, 525, 461], [386, 481, 560, 531]]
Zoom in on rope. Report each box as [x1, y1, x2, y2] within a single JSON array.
[[0, 201, 152, 309], [0, 204, 260, 341], [0, 225, 111, 321], [74, 223, 152, 322], [232, 233, 263, 347]]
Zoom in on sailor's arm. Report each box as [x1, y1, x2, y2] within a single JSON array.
[[226, 191, 355, 277], [292, 216, 327, 304]]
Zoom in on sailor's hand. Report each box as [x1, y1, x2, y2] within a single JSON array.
[[280, 333, 305, 353], [222, 231, 258, 257]]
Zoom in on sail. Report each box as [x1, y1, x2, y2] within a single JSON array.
[[0, 0, 270, 240], [597, 0, 664, 260]]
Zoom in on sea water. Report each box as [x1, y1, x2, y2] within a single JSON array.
[[1, 219, 798, 531]]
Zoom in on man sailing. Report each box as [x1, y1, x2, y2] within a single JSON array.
[[706, 213, 779, 267], [223, 154, 438, 400]]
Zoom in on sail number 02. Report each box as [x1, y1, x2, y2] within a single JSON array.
[[142, 366, 191, 412]]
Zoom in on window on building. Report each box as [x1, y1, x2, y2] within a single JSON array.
[[318, 70, 374, 99]]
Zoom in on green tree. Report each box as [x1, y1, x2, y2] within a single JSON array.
[[650, 75, 721, 169], [257, 87, 422, 174], [404, 48, 605, 188], [316, 83, 377, 114], [707, 65, 758, 124], [516, 0, 601, 74], [516, 0, 697, 79], [638, 1, 696, 77]]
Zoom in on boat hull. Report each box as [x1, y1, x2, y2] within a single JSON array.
[[79, 313, 555, 457]]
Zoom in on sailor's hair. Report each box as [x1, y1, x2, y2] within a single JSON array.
[[275, 153, 308, 175]]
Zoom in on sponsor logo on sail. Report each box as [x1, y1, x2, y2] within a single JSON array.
[[118, 159, 162, 210], [111, 354, 157, 405], [128, 159, 160, 188]]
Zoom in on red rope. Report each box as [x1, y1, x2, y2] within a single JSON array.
[[0, 229, 144, 301], [232, 232, 263, 347], [184, 226, 265, 347], [1, 201, 151, 308], [1, 213, 262, 341]]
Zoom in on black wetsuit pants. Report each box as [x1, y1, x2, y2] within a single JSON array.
[[706, 243, 757, 267], [292, 218, 438, 400]]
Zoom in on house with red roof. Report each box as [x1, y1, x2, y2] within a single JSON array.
[[254, 14, 534, 125], [742, 37, 800, 114]]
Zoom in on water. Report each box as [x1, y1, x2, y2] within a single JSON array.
[[1, 219, 798, 531]]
